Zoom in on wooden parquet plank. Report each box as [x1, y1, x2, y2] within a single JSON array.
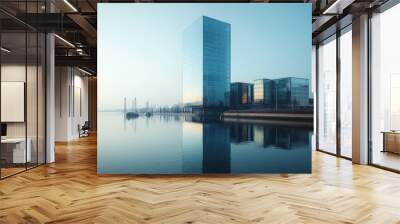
[[0, 134, 400, 223]]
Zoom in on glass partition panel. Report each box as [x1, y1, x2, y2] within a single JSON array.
[[1, 31, 27, 177], [317, 35, 337, 154], [0, 2, 46, 179], [38, 32, 46, 165], [27, 31, 38, 169], [339, 27, 352, 158]]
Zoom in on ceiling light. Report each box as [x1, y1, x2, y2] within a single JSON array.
[[78, 67, 93, 76], [63, 0, 78, 12], [323, 0, 341, 14], [54, 34, 75, 48], [76, 48, 85, 55], [1, 47, 11, 53], [323, 0, 354, 15]]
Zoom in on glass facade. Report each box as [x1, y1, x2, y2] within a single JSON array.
[[276, 78, 310, 109], [182, 18, 203, 107], [316, 27, 352, 159], [370, 4, 400, 171], [230, 82, 253, 106], [183, 16, 231, 108], [253, 79, 264, 104], [317, 35, 337, 154], [253, 79, 275, 106], [254, 78, 309, 109], [339, 27, 352, 158], [276, 79, 290, 108]]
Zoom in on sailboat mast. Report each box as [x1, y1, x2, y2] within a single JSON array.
[[124, 97, 127, 114], [134, 98, 137, 112]]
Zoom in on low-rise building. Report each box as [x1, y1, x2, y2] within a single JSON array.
[[253, 79, 276, 107], [252, 77, 310, 109], [230, 82, 254, 106], [275, 77, 310, 108]]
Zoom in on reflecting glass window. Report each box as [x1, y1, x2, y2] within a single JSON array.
[[182, 18, 203, 107], [182, 16, 231, 108], [1, 31, 28, 178], [203, 17, 231, 107], [339, 27, 352, 158], [0, 2, 46, 179], [317, 35, 337, 154], [371, 4, 400, 171], [27, 30, 38, 169]]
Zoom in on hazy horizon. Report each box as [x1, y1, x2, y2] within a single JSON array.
[[98, 3, 311, 110]]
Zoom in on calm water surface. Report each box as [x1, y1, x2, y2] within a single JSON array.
[[98, 112, 312, 174]]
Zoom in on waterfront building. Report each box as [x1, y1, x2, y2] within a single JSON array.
[[182, 16, 231, 109], [253, 79, 276, 107], [230, 82, 254, 106], [275, 77, 310, 108], [253, 77, 310, 109]]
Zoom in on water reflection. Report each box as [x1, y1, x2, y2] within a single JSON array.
[[230, 123, 254, 143], [252, 125, 310, 149], [99, 112, 312, 174], [182, 120, 231, 173]]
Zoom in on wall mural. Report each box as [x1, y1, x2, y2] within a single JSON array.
[[98, 3, 312, 174]]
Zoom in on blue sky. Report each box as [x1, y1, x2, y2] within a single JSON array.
[[98, 3, 311, 110]]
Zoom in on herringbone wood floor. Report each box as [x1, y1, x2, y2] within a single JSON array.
[[1, 135, 400, 224]]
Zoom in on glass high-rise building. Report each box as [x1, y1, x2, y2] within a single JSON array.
[[182, 16, 231, 108]]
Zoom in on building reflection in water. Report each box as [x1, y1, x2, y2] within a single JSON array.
[[203, 122, 231, 173], [112, 113, 311, 174], [182, 117, 231, 173], [158, 114, 183, 123], [230, 123, 254, 143], [252, 125, 310, 149], [182, 116, 310, 173], [124, 114, 183, 133], [124, 113, 137, 132]]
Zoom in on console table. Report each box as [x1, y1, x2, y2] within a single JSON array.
[[382, 131, 400, 154], [1, 138, 32, 164]]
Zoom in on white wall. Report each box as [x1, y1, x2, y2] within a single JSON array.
[[1, 65, 26, 139], [55, 67, 89, 141], [72, 73, 89, 138], [1, 63, 47, 164], [55, 66, 69, 141], [1, 65, 40, 137]]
